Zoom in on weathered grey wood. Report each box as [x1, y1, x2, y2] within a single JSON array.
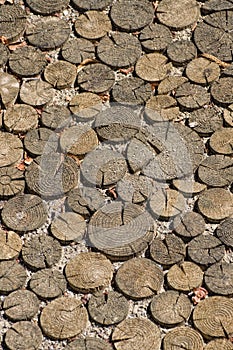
[[158, 76, 188, 94], [41, 105, 71, 130], [198, 155, 233, 187], [188, 106, 223, 135], [172, 211, 206, 239], [211, 77, 233, 105], [175, 81, 210, 109], [224, 104, 233, 127], [88, 202, 154, 260], [29, 268, 67, 299], [216, 217, 233, 248], [167, 261, 203, 291], [24, 128, 59, 156], [188, 234, 225, 265], [9, 46, 47, 77], [112, 318, 161, 350], [194, 11, 233, 62], [65, 252, 113, 293], [22, 234, 62, 270], [193, 296, 233, 339], [139, 23, 172, 52], [88, 291, 129, 325], [145, 95, 179, 122], [0, 131, 23, 167], [186, 57, 220, 85], [3, 290, 40, 321], [44, 61, 77, 89], [97, 32, 142, 68], [77, 63, 115, 93], [117, 173, 152, 204], [197, 188, 233, 222], [0, 43, 9, 67], [172, 178, 207, 197], [112, 77, 151, 105], [150, 234, 186, 266], [61, 38, 95, 65], [72, 0, 113, 10], [167, 40, 197, 66], [64, 337, 113, 350], [0, 166, 25, 197], [69, 92, 102, 120], [4, 104, 38, 134], [163, 326, 204, 350], [50, 212, 86, 244], [157, 0, 200, 29], [4, 321, 42, 350], [209, 128, 233, 155], [0, 72, 19, 108], [75, 11, 112, 40], [202, 0, 233, 13], [0, 261, 27, 294], [26, 0, 69, 14], [115, 257, 163, 299], [204, 262, 233, 296], [0, 229, 22, 260], [150, 291, 192, 327], [135, 53, 171, 82], [26, 17, 70, 50], [20, 80, 55, 106], [40, 296, 89, 340], [0, 5, 27, 43], [2, 194, 48, 232]]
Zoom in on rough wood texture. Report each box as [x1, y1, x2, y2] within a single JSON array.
[[4, 321, 42, 350], [204, 339, 233, 350], [81, 149, 127, 187], [44, 61, 77, 89], [186, 57, 220, 85], [193, 296, 233, 339], [188, 106, 223, 135], [3, 290, 40, 321], [24, 128, 59, 156], [197, 188, 233, 222], [115, 257, 163, 299], [166, 40, 197, 65], [216, 217, 233, 248], [175, 81, 210, 109], [8, 46, 47, 77], [0, 166, 25, 197], [87, 291, 129, 325], [158, 76, 188, 94], [61, 38, 95, 65], [0, 261, 27, 294], [157, 0, 200, 29], [75, 11, 112, 40], [94, 105, 141, 142], [204, 262, 233, 296], [4, 104, 38, 134], [25, 154, 79, 198], [135, 53, 171, 82], [41, 105, 71, 130], [172, 178, 207, 197], [0, 72, 19, 108], [172, 212, 206, 239], [209, 128, 233, 155], [26, 0, 69, 14], [117, 173, 152, 204], [40, 297, 88, 340], [198, 155, 233, 187], [110, 0, 154, 32], [72, 0, 113, 10], [150, 234, 186, 266], [139, 23, 172, 52], [0, 43, 9, 67], [163, 326, 204, 350], [26, 17, 70, 50], [60, 125, 98, 155], [69, 92, 102, 120], [0, 5, 27, 43], [1, 194, 48, 232], [112, 77, 151, 105], [50, 212, 86, 244], [150, 291, 192, 327], [0, 131, 23, 167], [88, 202, 154, 260], [112, 318, 161, 350], [77, 63, 115, 93], [211, 78, 233, 105], [188, 234, 225, 265], [64, 337, 113, 350], [167, 261, 203, 291], [97, 32, 141, 68], [29, 268, 67, 299], [0, 229, 22, 260], [145, 95, 179, 122], [22, 234, 62, 270], [194, 11, 233, 62], [65, 252, 113, 293], [67, 187, 105, 216], [20, 80, 55, 106], [224, 104, 233, 127]]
